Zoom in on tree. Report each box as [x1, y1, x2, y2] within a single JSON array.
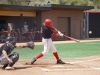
[[51, 0, 70, 5], [0, 0, 27, 5], [51, 0, 90, 5], [0, 0, 8, 4], [8, 0, 28, 5], [0, 0, 100, 9], [28, 0, 46, 6], [92, 0, 100, 9]]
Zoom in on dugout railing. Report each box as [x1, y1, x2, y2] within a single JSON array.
[[0, 31, 66, 42]]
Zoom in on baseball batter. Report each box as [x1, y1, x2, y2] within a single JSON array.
[[0, 36, 34, 70], [31, 19, 66, 64]]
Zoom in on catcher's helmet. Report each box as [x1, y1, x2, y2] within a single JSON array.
[[44, 19, 53, 27], [6, 36, 15, 41]]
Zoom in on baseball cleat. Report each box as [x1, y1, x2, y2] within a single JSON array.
[[31, 57, 36, 65], [57, 59, 66, 64], [2, 64, 8, 69], [5, 66, 15, 70]]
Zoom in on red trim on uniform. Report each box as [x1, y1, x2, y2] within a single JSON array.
[[35, 53, 43, 59], [49, 26, 55, 30], [53, 52, 59, 60]]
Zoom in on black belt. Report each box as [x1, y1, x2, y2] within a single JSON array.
[[43, 37, 50, 39]]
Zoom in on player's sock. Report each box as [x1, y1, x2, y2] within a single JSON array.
[[53, 52, 59, 60], [35, 53, 43, 59]]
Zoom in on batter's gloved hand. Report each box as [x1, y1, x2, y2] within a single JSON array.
[[27, 41, 35, 49], [58, 31, 64, 37]]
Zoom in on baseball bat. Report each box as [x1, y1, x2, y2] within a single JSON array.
[[63, 35, 80, 43]]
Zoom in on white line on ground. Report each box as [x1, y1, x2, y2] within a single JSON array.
[[67, 58, 100, 64], [41, 67, 100, 71]]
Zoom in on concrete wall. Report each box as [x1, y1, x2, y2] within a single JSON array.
[[42, 9, 84, 39]]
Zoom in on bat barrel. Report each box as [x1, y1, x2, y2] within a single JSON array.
[[64, 35, 80, 43]]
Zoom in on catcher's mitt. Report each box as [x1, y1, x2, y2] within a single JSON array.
[[27, 41, 34, 49]]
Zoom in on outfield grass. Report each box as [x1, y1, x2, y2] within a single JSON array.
[[12, 41, 100, 59]]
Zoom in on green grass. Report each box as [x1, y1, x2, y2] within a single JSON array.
[[12, 41, 100, 59]]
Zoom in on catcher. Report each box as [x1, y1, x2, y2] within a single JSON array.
[[0, 36, 34, 70]]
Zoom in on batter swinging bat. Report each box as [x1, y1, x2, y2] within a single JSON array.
[[63, 35, 80, 43]]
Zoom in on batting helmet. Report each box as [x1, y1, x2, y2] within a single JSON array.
[[44, 19, 53, 27]]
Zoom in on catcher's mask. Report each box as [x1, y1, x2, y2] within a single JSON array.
[[7, 42, 15, 49]]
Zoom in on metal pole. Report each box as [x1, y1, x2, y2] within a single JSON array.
[[84, 12, 87, 38], [83, 18, 85, 38], [87, 12, 89, 38]]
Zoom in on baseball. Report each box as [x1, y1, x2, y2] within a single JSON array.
[[89, 31, 92, 34]]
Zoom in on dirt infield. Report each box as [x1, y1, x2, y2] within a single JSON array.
[[0, 55, 100, 75], [0, 39, 100, 75]]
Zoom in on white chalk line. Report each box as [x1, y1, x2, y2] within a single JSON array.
[[41, 58, 100, 71], [41, 67, 100, 71], [67, 58, 100, 64]]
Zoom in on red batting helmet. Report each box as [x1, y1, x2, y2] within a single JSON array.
[[44, 19, 53, 27]]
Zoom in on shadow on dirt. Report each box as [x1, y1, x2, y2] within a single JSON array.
[[14, 66, 32, 70]]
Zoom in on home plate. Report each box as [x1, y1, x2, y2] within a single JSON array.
[[92, 67, 100, 70], [51, 65, 64, 68], [41, 68, 50, 71], [66, 62, 75, 65]]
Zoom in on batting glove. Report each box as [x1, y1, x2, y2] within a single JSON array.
[[58, 31, 64, 37]]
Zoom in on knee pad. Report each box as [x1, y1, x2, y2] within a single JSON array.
[[0, 58, 9, 65], [10, 52, 19, 63], [7, 52, 19, 67]]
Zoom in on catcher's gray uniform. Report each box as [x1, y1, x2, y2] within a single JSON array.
[[0, 36, 34, 69], [0, 41, 19, 69]]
